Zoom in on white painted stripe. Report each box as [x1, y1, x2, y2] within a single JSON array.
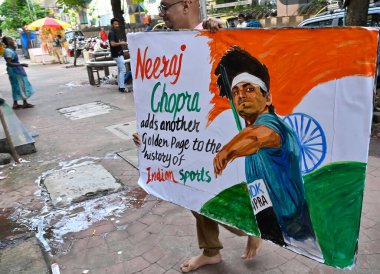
[[58, 102, 114, 120]]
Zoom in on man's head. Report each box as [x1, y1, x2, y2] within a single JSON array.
[[238, 13, 245, 24], [158, 0, 200, 30], [101, 27, 105, 31], [245, 13, 253, 21], [215, 47, 273, 122], [110, 18, 120, 29]]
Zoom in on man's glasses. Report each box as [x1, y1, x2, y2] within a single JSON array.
[[158, 0, 183, 13]]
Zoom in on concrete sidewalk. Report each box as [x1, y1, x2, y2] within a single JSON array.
[[0, 57, 379, 274]]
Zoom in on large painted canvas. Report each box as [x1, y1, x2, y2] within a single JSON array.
[[127, 28, 378, 268]]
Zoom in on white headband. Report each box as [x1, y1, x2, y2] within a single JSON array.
[[231, 72, 268, 92]]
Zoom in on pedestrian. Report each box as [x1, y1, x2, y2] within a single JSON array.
[[2, 36, 34, 109], [236, 13, 247, 28], [52, 34, 64, 64], [245, 12, 263, 28], [145, 23, 152, 32], [133, 1, 261, 273], [108, 18, 129, 93], [61, 35, 69, 64], [99, 27, 107, 42]]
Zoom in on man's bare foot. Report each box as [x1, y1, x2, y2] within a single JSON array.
[[180, 253, 222, 273], [241, 236, 262, 260]]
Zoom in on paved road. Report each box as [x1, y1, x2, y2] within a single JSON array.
[[0, 57, 379, 274]]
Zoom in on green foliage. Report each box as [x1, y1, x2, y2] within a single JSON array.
[[0, 0, 49, 31], [215, 0, 237, 5], [298, 0, 329, 15], [56, 0, 91, 9], [2, 28, 19, 38]]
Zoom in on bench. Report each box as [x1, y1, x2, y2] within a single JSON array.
[[86, 58, 131, 85]]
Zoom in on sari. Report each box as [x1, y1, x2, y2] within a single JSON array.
[[4, 48, 35, 101]]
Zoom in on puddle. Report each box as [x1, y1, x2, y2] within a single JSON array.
[[125, 187, 148, 209], [65, 82, 83, 88], [16, 190, 149, 255], [0, 209, 29, 249], [2, 156, 148, 255]]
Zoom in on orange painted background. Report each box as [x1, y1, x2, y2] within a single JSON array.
[[199, 28, 378, 125]]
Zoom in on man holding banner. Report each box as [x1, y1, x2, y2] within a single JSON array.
[[131, 1, 260, 273]]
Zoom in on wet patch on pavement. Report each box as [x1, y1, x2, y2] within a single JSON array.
[[0, 208, 30, 249], [0, 156, 147, 255]]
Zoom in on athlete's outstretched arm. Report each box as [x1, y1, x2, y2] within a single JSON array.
[[213, 125, 280, 177]]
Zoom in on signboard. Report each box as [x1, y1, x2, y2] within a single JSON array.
[[128, 28, 378, 268]]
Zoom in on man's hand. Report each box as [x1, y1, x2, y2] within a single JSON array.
[[213, 149, 229, 178], [202, 17, 225, 33], [133, 133, 141, 146], [21, 63, 28, 67]]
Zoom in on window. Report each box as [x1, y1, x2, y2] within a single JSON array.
[[367, 13, 380, 27], [304, 19, 333, 27]]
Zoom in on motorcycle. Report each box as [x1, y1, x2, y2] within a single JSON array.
[[84, 37, 109, 52], [68, 36, 86, 57]]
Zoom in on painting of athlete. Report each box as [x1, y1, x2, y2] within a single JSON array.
[[213, 46, 322, 258]]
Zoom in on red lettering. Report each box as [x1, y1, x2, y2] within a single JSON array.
[[145, 58, 153, 79], [134, 44, 187, 85], [135, 47, 148, 81], [152, 58, 161, 79], [146, 167, 178, 184]]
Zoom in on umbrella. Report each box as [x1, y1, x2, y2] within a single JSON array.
[[26, 17, 71, 30]]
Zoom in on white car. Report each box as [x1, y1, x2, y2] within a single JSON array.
[[298, 5, 380, 27]]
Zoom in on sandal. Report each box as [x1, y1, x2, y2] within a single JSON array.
[[12, 104, 22, 109], [22, 103, 34, 109]]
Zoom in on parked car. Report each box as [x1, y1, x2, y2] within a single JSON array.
[[298, 5, 380, 27], [221, 16, 239, 28]]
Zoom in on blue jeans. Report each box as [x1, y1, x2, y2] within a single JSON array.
[[114, 55, 126, 89]]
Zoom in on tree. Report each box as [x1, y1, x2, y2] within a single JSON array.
[[56, 0, 90, 9], [0, 0, 48, 31], [111, 0, 126, 40], [344, 0, 370, 26]]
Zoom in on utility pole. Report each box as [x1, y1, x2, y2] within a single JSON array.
[[25, 0, 36, 20], [200, 0, 207, 20], [344, 0, 370, 26]]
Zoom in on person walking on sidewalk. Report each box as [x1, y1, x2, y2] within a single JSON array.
[[133, 1, 261, 272], [108, 18, 129, 93], [2, 36, 34, 109], [52, 35, 64, 64]]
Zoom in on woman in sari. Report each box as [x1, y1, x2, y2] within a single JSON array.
[[2, 36, 34, 109]]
